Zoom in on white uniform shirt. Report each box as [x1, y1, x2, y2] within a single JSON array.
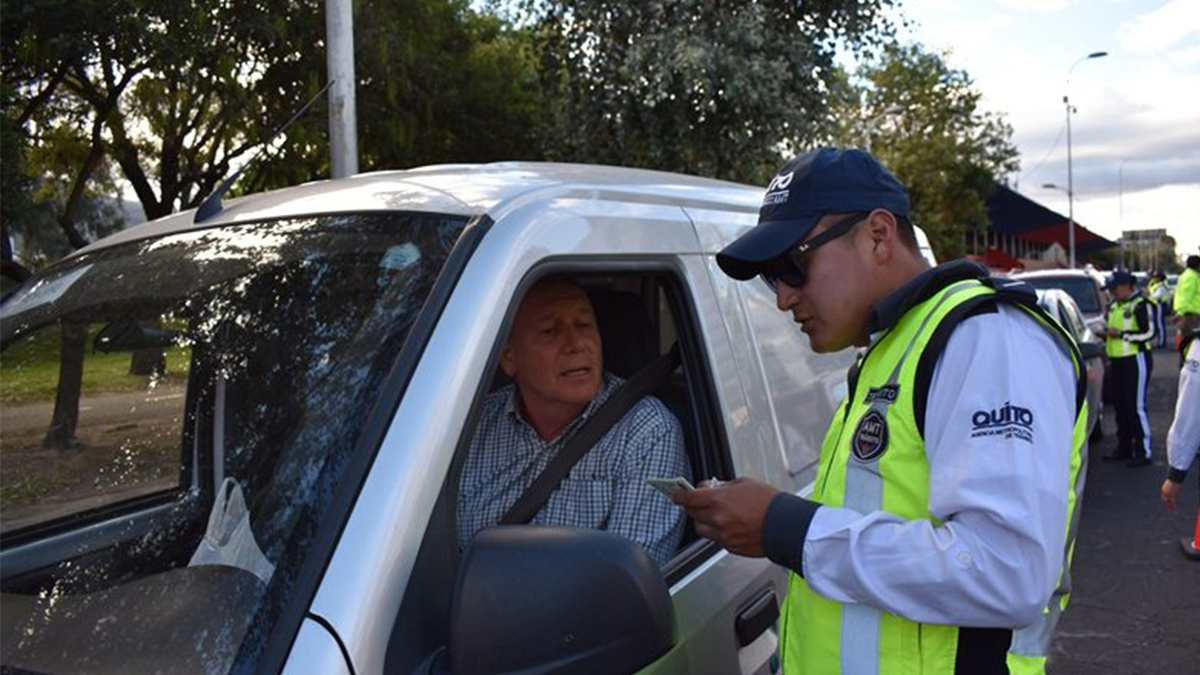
[[802, 304, 1077, 627], [1167, 339, 1200, 475]]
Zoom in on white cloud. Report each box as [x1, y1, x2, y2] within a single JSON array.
[[1118, 0, 1200, 53], [1169, 43, 1200, 65], [994, 0, 1072, 12]]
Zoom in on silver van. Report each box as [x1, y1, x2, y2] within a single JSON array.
[[0, 163, 858, 675]]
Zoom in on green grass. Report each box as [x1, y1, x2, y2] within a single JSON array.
[[0, 325, 191, 404]]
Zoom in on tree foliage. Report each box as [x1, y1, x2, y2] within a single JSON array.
[[830, 44, 1020, 260], [518, 0, 898, 184], [2, 0, 545, 266]]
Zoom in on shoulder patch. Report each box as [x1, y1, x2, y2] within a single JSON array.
[[852, 409, 889, 462]]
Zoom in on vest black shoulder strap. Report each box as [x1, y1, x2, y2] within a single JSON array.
[[913, 278, 1087, 440]]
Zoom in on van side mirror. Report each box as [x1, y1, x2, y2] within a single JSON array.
[[448, 526, 673, 675]]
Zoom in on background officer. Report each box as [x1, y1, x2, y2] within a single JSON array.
[[1147, 270, 1169, 349], [1174, 255, 1200, 359], [1104, 270, 1155, 467], [674, 148, 1086, 675], [1161, 328, 1200, 560]]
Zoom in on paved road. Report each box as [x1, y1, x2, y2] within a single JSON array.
[[1050, 345, 1200, 674]]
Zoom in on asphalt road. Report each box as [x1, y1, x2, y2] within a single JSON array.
[[1049, 345, 1200, 674]]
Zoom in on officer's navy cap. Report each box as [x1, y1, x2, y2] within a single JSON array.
[[1106, 270, 1135, 289], [716, 147, 910, 281]]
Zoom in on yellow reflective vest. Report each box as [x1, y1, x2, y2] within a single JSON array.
[[779, 279, 1088, 675], [1106, 294, 1152, 359]]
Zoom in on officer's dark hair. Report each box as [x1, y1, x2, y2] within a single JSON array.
[[1187, 255, 1200, 270], [893, 214, 920, 254]]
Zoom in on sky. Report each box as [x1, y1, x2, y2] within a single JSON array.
[[882, 0, 1200, 262]]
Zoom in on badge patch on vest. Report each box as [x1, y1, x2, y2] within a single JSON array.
[[852, 409, 889, 462], [864, 384, 900, 404]]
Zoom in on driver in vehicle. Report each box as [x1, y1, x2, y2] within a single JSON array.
[[456, 277, 689, 566]]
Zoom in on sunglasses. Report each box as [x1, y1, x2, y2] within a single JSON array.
[[760, 212, 870, 291]]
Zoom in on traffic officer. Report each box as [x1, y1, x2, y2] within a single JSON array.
[[1103, 270, 1155, 467], [1147, 270, 1169, 349], [1160, 327, 1200, 560], [674, 148, 1087, 675], [1174, 255, 1200, 358]]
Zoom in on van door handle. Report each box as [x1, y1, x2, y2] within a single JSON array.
[[735, 589, 779, 647]]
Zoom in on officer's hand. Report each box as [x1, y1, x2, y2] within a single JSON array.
[[672, 478, 779, 557], [1161, 479, 1182, 511]]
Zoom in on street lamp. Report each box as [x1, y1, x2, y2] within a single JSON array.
[[1063, 50, 1108, 268], [1118, 158, 1130, 267], [1042, 182, 1071, 266]]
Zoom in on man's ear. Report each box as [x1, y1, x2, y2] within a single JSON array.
[[863, 209, 898, 262], [500, 343, 517, 378]]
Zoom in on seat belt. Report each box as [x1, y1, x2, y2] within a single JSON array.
[[499, 343, 681, 525]]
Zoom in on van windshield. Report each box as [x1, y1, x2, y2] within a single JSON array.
[[1019, 276, 1102, 315], [0, 212, 468, 674]]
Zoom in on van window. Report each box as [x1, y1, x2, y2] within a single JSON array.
[[738, 279, 853, 487], [455, 274, 713, 564], [388, 270, 727, 671], [0, 213, 468, 674]]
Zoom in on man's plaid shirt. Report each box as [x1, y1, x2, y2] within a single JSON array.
[[456, 373, 689, 566]]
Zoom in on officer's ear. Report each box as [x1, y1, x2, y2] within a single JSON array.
[[863, 209, 900, 264]]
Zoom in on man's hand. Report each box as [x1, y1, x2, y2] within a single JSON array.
[[1161, 479, 1182, 511], [1107, 327, 1122, 339], [672, 478, 779, 557]]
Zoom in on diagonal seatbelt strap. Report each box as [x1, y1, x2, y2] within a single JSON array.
[[499, 343, 681, 525]]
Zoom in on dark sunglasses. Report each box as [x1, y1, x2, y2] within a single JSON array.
[[760, 212, 869, 291]]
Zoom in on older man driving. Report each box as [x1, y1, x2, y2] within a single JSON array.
[[456, 277, 689, 566]]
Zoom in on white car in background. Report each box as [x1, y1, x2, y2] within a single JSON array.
[[1013, 269, 1109, 340], [1033, 287, 1106, 442]]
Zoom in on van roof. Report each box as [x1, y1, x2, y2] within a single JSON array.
[[75, 162, 763, 257]]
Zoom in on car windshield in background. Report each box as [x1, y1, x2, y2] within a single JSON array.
[[1020, 276, 1102, 315], [0, 213, 468, 674]]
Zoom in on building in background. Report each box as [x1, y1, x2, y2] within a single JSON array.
[[1119, 229, 1177, 272], [965, 185, 1118, 274]]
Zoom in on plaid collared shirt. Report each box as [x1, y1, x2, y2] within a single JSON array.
[[456, 373, 689, 566]]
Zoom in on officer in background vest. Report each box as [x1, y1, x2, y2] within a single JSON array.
[[674, 148, 1087, 675], [1160, 328, 1200, 560], [1147, 270, 1169, 349], [1103, 270, 1155, 467], [1174, 255, 1200, 359]]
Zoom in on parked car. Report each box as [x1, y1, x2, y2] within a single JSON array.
[[1012, 269, 1109, 340], [1, 163, 869, 675], [1033, 288, 1106, 441]]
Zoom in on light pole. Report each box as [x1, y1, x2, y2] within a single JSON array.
[[1063, 50, 1108, 268], [1042, 182, 1071, 266], [1118, 158, 1130, 267]]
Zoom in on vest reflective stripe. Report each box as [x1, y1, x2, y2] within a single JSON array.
[[1106, 296, 1146, 358], [779, 280, 1088, 675], [1007, 400, 1089, 672]]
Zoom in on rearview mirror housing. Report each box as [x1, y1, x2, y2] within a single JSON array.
[[448, 526, 674, 675]]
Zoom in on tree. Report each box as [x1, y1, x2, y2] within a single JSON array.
[[2, 0, 548, 262], [830, 44, 1020, 260], [516, 0, 898, 184], [240, 0, 547, 194]]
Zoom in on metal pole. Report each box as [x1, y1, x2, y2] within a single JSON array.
[[326, 0, 359, 178], [1065, 94, 1076, 268], [1061, 51, 1106, 269]]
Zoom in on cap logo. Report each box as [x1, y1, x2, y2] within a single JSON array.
[[767, 171, 794, 192], [763, 171, 794, 206]]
